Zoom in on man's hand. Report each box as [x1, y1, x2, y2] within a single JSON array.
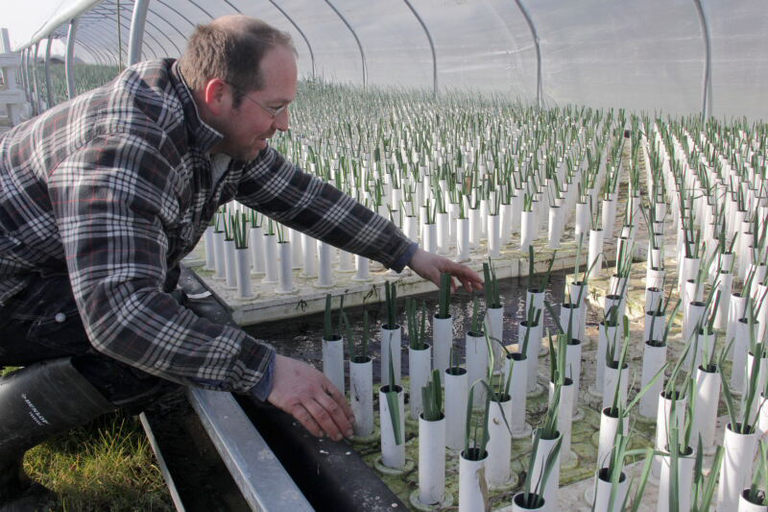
[[267, 354, 355, 441], [407, 247, 484, 293]]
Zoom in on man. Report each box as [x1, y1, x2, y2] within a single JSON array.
[[0, 15, 482, 509]]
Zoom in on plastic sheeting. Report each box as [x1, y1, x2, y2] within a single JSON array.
[[19, 0, 768, 120]]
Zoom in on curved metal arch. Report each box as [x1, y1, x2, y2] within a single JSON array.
[[186, 0, 215, 20], [692, 0, 712, 121], [82, 21, 149, 61], [267, 0, 316, 80], [77, 31, 119, 65], [156, 0, 198, 30], [146, 6, 190, 45], [31, 42, 41, 114], [402, 0, 437, 98], [94, 13, 164, 60], [75, 23, 124, 64], [114, 1, 184, 59], [65, 19, 78, 99], [21, 49, 31, 103], [44, 37, 54, 108], [76, 37, 112, 66], [129, 0, 155, 64], [323, 0, 367, 88], [513, 0, 543, 109]]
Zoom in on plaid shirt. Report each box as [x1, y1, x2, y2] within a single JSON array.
[[0, 59, 413, 394]]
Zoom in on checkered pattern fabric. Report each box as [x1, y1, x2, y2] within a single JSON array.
[[0, 59, 412, 394]]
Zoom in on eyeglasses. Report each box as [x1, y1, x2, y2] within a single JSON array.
[[227, 82, 288, 118]]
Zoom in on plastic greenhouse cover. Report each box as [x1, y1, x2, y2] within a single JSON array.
[[20, 0, 768, 120]]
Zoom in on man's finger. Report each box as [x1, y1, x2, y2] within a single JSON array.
[[290, 403, 324, 437], [323, 382, 355, 423], [303, 397, 345, 441], [317, 388, 354, 438]]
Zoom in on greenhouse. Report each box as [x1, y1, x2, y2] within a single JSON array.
[[1, 0, 767, 511]]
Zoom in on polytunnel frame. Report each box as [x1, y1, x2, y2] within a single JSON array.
[[15, 0, 722, 120]]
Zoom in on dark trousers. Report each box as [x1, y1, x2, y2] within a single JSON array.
[[0, 273, 181, 411]]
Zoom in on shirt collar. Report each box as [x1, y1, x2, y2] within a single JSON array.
[[170, 60, 223, 154]]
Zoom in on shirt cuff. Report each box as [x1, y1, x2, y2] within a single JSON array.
[[248, 349, 276, 401], [390, 242, 419, 273]]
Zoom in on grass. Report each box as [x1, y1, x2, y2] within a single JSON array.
[[2, 367, 172, 511], [25, 413, 172, 512]]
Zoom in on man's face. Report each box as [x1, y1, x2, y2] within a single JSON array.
[[213, 45, 298, 161]]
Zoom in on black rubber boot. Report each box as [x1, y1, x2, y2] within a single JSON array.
[[0, 358, 115, 511]]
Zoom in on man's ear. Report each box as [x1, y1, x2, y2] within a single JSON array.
[[202, 78, 230, 116]]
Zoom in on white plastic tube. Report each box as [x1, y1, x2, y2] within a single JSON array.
[[214, 230, 226, 279], [602, 363, 628, 412], [235, 247, 253, 299], [597, 407, 629, 470], [692, 366, 721, 454], [315, 241, 333, 288], [379, 386, 406, 470], [654, 392, 686, 478], [276, 241, 296, 294], [432, 314, 453, 385], [249, 226, 265, 275], [418, 415, 446, 506], [520, 210, 536, 250], [487, 398, 513, 487], [506, 353, 530, 437], [224, 239, 237, 289], [459, 450, 488, 512], [487, 213, 501, 258], [531, 431, 561, 512], [322, 335, 345, 395], [588, 228, 604, 274], [380, 325, 402, 387], [657, 452, 695, 512], [204, 225, 215, 270], [262, 233, 278, 284], [349, 356, 373, 437], [456, 217, 471, 262], [444, 367, 468, 451], [593, 469, 629, 512], [638, 341, 667, 419], [408, 345, 432, 421]]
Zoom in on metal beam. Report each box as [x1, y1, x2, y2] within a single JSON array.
[[65, 19, 78, 100], [323, 0, 367, 88], [693, 0, 712, 121], [402, 0, 437, 98], [513, 0, 543, 109], [44, 37, 54, 108], [31, 42, 41, 115], [268, 0, 316, 80], [128, 0, 151, 65]]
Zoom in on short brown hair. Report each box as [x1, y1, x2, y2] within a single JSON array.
[[179, 17, 295, 107]]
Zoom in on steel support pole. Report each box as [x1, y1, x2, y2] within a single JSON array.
[[323, 0, 367, 88], [31, 42, 41, 115], [128, 0, 151, 65], [693, 0, 712, 121], [402, 0, 437, 98], [514, 0, 543, 109], [44, 37, 54, 109], [268, 0, 316, 80], [66, 19, 78, 100]]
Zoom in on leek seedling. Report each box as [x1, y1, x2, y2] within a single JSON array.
[[383, 345, 403, 446], [421, 369, 443, 422], [436, 272, 451, 319], [519, 430, 563, 509], [406, 298, 428, 350], [384, 281, 398, 329], [691, 443, 724, 511], [744, 441, 768, 506], [463, 380, 491, 460], [483, 259, 501, 309], [233, 212, 249, 250]]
